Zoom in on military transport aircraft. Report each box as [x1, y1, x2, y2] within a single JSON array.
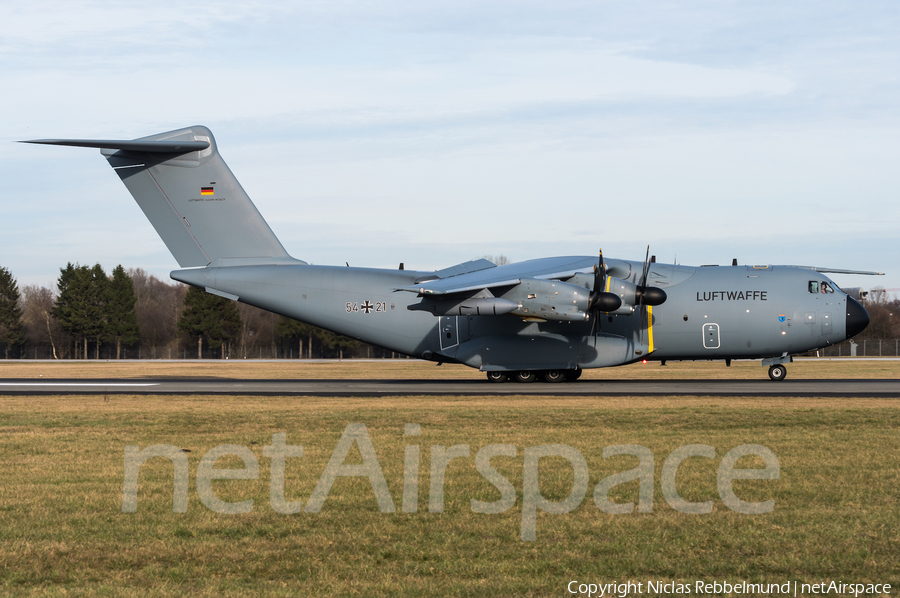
[[24, 125, 881, 382]]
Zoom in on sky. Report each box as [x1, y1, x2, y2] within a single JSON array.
[[2, 1, 898, 294]]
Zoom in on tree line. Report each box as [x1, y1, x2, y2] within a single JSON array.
[[1, 263, 898, 359], [0, 265, 383, 360]]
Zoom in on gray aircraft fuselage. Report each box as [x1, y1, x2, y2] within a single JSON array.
[[171, 256, 866, 373]]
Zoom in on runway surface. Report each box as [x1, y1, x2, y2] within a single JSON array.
[[1, 378, 899, 397]]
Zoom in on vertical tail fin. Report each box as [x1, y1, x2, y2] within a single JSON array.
[[24, 125, 302, 268]]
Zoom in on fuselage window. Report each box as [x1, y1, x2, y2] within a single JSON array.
[[821, 281, 834, 293], [808, 281, 819, 294]]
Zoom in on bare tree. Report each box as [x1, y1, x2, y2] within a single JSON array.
[[859, 292, 900, 341], [20, 285, 66, 359], [129, 268, 187, 359], [482, 254, 511, 266], [237, 302, 280, 358]]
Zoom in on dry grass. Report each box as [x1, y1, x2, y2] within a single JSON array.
[[1, 357, 899, 380], [1, 393, 898, 596]]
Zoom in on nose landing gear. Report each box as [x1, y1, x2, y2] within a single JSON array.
[[762, 354, 792, 381]]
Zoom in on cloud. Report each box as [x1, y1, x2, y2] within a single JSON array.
[[2, 1, 898, 291]]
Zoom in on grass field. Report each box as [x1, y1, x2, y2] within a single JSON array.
[[1, 357, 900, 380], [1, 362, 898, 596]]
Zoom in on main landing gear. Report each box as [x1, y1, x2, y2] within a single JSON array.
[[767, 364, 787, 381], [486, 369, 583, 383]]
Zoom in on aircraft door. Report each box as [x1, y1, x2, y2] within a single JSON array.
[[439, 316, 459, 350], [458, 316, 470, 343], [821, 312, 832, 336], [702, 323, 720, 349]]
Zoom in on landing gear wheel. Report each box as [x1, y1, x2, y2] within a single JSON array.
[[768, 364, 787, 381], [486, 371, 508, 383], [514, 371, 537, 383], [542, 370, 566, 383], [565, 369, 583, 381]]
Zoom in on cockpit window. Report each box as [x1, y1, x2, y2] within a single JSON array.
[[810, 280, 835, 294]]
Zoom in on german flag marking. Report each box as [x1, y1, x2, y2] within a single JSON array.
[[201, 187, 214, 195]]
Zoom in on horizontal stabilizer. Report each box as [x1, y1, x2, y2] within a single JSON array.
[[20, 139, 209, 154]]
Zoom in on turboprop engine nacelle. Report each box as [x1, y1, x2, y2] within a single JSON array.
[[505, 279, 591, 321]]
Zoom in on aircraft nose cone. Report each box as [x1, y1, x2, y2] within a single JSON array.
[[845, 296, 870, 339]]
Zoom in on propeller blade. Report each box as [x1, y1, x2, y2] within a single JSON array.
[[638, 245, 650, 345], [597, 249, 606, 289], [590, 248, 605, 296], [640, 245, 650, 289], [634, 244, 667, 307], [591, 248, 604, 345], [634, 246, 668, 347], [589, 248, 623, 314]]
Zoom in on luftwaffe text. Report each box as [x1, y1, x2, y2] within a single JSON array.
[[696, 290, 767, 301]]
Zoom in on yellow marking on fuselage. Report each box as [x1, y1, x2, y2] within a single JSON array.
[[647, 305, 654, 353]]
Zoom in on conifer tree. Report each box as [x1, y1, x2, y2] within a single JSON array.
[[54, 263, 87, 358], [106, 265, 140, 359], [275, 316, 360, 359], [87, 264, 109, 359], [0, 266, 25, 359], [318, 328, 361, 359], [276, 315, 316, 358], [54, 263, 108, 359], [178, 287, 241, 358]]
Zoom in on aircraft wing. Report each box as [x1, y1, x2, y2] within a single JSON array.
[[398, 256, 597, 296], [429, 259, 497, 280], [786, 266, 885, 276]]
